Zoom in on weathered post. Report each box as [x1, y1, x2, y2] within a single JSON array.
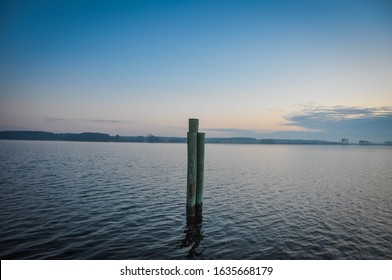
[[196, 132, 205, 218], [186, 119, 198, 220]]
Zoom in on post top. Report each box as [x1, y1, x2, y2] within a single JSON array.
[[188, 119, 199, 133]]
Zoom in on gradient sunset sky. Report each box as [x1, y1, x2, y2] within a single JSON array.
[[1, 0, 391, 142]]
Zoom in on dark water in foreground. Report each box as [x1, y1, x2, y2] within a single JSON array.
[[0, 140, 391, 259]]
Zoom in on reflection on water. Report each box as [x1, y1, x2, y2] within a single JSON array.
[[179, 220, 204, 259]]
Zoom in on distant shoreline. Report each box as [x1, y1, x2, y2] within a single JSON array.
[[1, 130, 391, 146]]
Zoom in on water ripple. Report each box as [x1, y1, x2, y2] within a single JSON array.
[[0, 141, 391, 259]]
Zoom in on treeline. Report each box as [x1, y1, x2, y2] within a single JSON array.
[[0, 131, 186, 143], [0, 131, 113, 142], [1, 131, 391, 145], [206, 137, 339, 144]]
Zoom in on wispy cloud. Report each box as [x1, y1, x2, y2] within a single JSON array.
[[45, 117, 131, 124], [205, 128, 257, 134], [86, 119, 130, 124], [45, 117, 68, 123], [283, 106, 392, 141]]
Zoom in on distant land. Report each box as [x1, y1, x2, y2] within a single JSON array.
[[1, 131, 391, 146]]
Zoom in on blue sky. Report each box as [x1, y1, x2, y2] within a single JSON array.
[[1, 0, 391, 142]]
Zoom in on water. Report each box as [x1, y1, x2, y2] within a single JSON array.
[[0, 140, 391, 259]]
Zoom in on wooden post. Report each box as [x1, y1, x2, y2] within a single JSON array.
[[196, 132, 205, 217], [186, 119, 198, 220], [189, 118, 198, 134]]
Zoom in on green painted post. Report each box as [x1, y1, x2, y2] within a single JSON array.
[[187, 119, 198, 220], [196, 132, 205, 217], [189, 118, 199, 134]]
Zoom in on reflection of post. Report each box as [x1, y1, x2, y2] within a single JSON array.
[[196, 132, 205, 218], [180, 222, 204, 259], [186, 119, 198, 220]]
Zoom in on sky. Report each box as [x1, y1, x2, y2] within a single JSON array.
[[1, 0, 391, 142]]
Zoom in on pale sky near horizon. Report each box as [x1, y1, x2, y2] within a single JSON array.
[[1, 0, 391, 142]]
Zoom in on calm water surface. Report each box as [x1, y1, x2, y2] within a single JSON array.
[[0, 140, 391, 259]]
